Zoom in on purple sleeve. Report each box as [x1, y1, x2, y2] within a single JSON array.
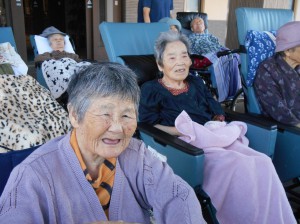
[[138, 142, 206, 223], [255, 62, 300, 125]]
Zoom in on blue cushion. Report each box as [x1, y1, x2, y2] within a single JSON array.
[[244, 30, 277, 86]]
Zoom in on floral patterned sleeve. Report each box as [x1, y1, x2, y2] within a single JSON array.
[[254, 58, 300, 126]]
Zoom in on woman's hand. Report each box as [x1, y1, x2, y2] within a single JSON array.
[[212, 115, 225, 122], [154, 124, 182, 136]]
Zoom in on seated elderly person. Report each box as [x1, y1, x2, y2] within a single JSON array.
[[159, 17, 182, 33], [188, 17, 241, 102], [0, 63, 205, 223], [139, 31, 296, 224], [34, 26, 90, 104], [254, 21, 300, 127]]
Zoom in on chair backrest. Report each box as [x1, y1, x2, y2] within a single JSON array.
[[0, 146, 39, 196], [176, 12, 208, 36], [0, 27, 17, 50], [99, 22, 205, 189], [99, 22, 169, 64], [235, 7, 294, 114]]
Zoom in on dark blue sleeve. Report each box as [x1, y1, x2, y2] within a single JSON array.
[[190, 76, 225, 116], [143, 0, 152, 8], [139, 81, 161, 125], [170, 0, 173, 10]]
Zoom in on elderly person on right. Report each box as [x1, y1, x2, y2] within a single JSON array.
[[0, 62, 205, 224], [139, 30, 296, 224], [188, 17, 241, 102], [254, 21, 300, 127]]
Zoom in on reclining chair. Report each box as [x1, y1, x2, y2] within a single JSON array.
[[29, 34, 76, 89], [0, 27, 40, 196], [0, 27, 17, 50], [176, 12, 243, 109], [235, 7, 300, 183], [100, 21, 219, 223], [99, 21, 280, 222]]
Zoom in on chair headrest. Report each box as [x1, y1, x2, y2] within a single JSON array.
[[34, 35, 75, 54], [176, 12, 208, 31], [119, 55, 161, 86]]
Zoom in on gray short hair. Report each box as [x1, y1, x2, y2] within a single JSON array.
[[154, 31, 190, 67], [67, 62, 140, 122], [47, 33, 65, 46]]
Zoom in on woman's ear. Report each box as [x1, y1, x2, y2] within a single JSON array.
[[68, 105, 79, 128], [156, 60, 163, 72]]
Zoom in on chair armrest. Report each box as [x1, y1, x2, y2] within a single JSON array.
[[137, 122, 204, 188], [224, 108, 277, 157], [137, 122, 203, 156], [224, 108, 277, 130], [35, 61, 42, 68]]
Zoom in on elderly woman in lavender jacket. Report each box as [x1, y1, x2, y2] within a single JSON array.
[[0, 63, 205, 224]]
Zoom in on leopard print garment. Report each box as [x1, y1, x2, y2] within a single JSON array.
[[0, 74, 71, 152]]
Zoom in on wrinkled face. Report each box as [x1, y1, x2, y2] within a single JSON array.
[[158, 40, 192, 82], [49, 34, 65, 51], [170, 25, 178, 32], [191, 18, 205, 34], [69, 96, 137, 160], [285, 46, 300, 66]]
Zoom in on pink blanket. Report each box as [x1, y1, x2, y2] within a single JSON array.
[[175, 111, 296, 224]]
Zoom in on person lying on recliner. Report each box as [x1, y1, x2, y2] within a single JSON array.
[[34, 26, 90, 107], [254, 21, 300, 127], [188, 17, 241, 102], [139, 31, 296, 224]]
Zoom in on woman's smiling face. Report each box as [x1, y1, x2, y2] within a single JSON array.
[[158, 40, 192, 83], [69, 96, 137, 160]]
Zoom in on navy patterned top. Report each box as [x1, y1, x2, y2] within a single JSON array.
[[188, 33, 223, 55], [254, 54, 300, 126], [139, 75, 224, 126]]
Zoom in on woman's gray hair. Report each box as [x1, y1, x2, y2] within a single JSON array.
[[67, 62, 140, 122], [154, 31, 190, 67], [47, 33, 65, 46]]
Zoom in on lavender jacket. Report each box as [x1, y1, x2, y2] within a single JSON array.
[[0, 133, 205, 224]]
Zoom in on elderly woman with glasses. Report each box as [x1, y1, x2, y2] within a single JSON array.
[[0, 62, 205, 224]]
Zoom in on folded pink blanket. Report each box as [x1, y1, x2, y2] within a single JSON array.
[[175, 111, 296, 224]]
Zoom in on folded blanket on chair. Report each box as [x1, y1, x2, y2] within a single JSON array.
[[175, 111, 296, 224], [0, 75, 71, 152]]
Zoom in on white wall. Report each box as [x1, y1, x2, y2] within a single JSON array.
[[202, 0, 229, 45], [203, 0, 229, 20]]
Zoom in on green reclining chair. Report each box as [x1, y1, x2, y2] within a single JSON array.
[[0, 27, 39, 196], [99, 21, 280, 223]]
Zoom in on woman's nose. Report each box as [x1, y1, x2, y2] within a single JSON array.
[[108, 119, 123, 132]]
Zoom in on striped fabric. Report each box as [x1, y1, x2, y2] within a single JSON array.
[[70, 130, 116, 218]]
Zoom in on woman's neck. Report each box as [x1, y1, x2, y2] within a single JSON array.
[[161, 77, 186, 89], [283, 56, 300, 69], [86, 157, 105, 180]]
